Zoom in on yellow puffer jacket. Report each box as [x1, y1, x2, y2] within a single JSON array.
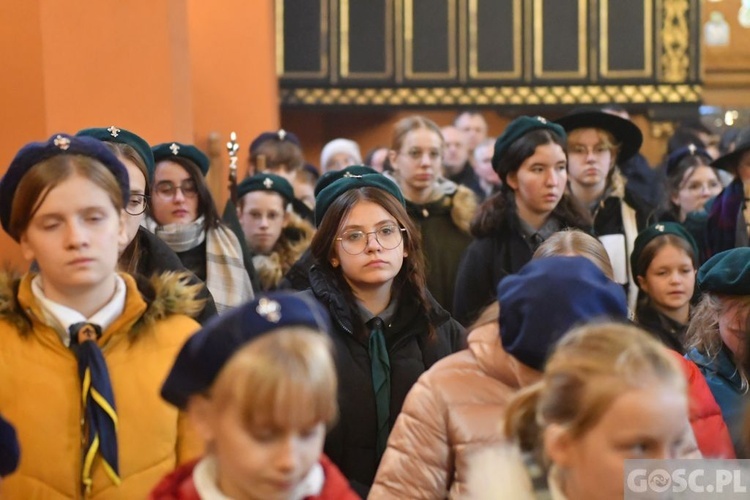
[[0, 272, 203, 499]]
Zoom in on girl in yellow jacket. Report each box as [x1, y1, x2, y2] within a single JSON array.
[[0, 134, 203, 499]]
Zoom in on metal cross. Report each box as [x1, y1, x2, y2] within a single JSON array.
[[54, 135, 71, 150], [107, 126, 120, 138], [263, 177, 274, 189], [169, 143, 180, 155]]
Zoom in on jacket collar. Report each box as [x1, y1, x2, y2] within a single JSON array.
[[468, 323, 541, 388]]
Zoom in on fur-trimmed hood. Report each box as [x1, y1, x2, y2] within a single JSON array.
[[0, 271, 204, 339], [252, 212, 315, 291], [385, 173, 477, 235]]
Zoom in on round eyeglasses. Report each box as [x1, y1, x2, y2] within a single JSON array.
[[125, 194, 149, 216], [154, 180, 199, 200], [335, 225, 406, 255]]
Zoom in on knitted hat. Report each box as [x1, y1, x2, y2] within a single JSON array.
[[76, 126, 155, 179], [630, 222, 699, 280], [555, 108, 643, 163], [0, 133, 129, 241], [492, 116, 566, 183], [314, 172, 404, 227], [152, 142, 210, 176], [237, 173, 295, 204], [161, 292, 331, 409], [498, 256, 628, 370], [698, 248, 750, 296], [320, 138, 363, 173]]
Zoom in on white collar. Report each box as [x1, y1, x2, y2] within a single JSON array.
[[192, 455, 325, 500], [30, 275, 127, 347]]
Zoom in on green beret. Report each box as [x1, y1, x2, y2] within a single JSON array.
[[698, 248, 750, 295], [237, 173, 294, 203], [76, 126, 155, 180], [492, 116, 566, 183], [314, 164, 378, 197], [630, 222, 699, 280], [152, 142, 210, 176], [315, 173, 404, 227]]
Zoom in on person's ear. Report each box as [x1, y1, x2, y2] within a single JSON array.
[[544, 423, 574, 468], [636, 275, 649, 295], [388, 150, 399, 170], [186, 395, 216, 444], [506, 171, 518, 192], [330, 257, 339, 268], [19, 232, 35, 262]]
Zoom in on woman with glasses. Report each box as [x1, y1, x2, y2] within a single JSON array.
[[305, 173, 465, 496], [147, 142, 254, 314], [385, 115, 477, 315], [76, 128, 217, 322]]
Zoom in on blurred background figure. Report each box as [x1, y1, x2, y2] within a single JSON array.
[[320, 138, 362, 174], [441, 125, 484, 201]]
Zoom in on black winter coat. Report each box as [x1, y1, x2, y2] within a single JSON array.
[[305, 265, 466, 496]]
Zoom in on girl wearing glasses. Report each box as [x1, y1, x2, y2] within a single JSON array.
[[77, 128, 217, 322], [0, 134, 204, 498], [306, 173, 465, 495], [148, 142, 254, 314], [386, 115, 477, 315]]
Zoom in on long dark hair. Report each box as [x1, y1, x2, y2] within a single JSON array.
[[664, 154, 720, 219], [471, 129, 590, 237], [309, 186, 434, 340]]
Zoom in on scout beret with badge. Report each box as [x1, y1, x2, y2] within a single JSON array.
[[76, 125, 155, 179], [666, 143, 714, 177], [630, 222, 699, 281], [698, 247, 750, 296], [492, 116, 566, 183], [314, 170, 403, 227], [249, 129, 302, 154], [236, 173, 295, 203], [0, 133, 130, 241], [152, 142, 210, 176], [161, 292, 332, 409]]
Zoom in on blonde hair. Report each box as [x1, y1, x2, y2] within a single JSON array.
[[533, 229, 615, 281], [504, 322, 683, 452], [686, 293, 750, 388], [211, 328, 338, 430], [390, 115, 444, 153], [567, 128, 627, 198]]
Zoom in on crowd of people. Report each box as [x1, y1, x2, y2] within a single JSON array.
[[0, 105, 750, 499]]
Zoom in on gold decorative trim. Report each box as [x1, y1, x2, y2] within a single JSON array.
[[275, 0, 329, 78], [600, 0, 653, 78], [404, 0, 457, 80], [468, 0, 522, 80], [650, 121, 677, 140], [534, 0, 588, 79], [659, 0, 689, 83], [340, 0, 394, 79], [280, 84, 702, 107]]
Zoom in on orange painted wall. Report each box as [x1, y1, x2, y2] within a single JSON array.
[[0, 1, 278, 271]]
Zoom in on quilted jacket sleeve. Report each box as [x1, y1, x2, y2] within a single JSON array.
[[369, 371, 452, 499], [671, 352, 736, 458]]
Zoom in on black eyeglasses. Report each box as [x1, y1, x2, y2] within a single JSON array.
[[335, 225, 406, 255], [154, 180, 198, 200], [125, 194, 149, 216]]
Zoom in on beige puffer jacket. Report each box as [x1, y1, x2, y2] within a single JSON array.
[[369, 323, 539, 499]]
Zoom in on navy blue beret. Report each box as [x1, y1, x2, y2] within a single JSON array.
[[314, 165, 378, 197], [77, 126, 155, 180], [492, 116, 566, 183], [0, 133, 130, 241], [498, 256, 628, 371], [152, 142, 210, 176], [666, 144, 713, 177], [698, 248, 750, 296], [314, 172, 404, 227], [161, 292, 332, 409], [249, 129, 301, 154], [237, 173, 295, 203], [0, 413, 19, 477]]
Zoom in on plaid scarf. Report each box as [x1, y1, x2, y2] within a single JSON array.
[[707, 180, 744, 258], [147, 217, 254, 314]]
